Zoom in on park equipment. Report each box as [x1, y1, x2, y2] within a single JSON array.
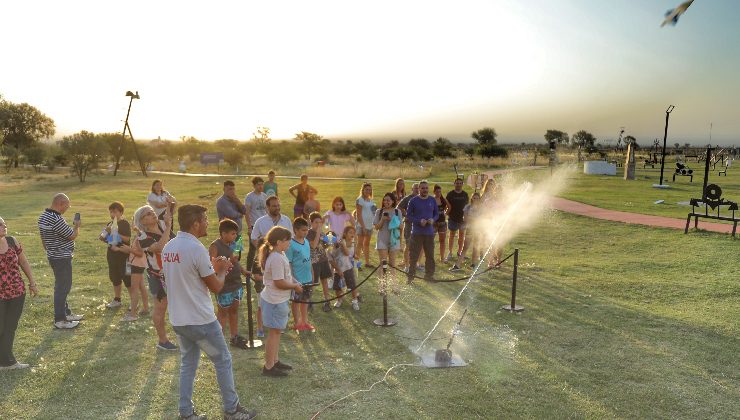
[[113, 90, 148, 177], [420, 309, 468, 368], [685, 146, 739, 237], [657, 105, 675, 187], [673, 162, 694, 182], [373, 260, 397, 327]]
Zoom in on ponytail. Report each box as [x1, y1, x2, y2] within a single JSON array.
[[257, 226, 292, 270]]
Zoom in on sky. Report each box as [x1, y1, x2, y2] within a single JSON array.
[[2, 0, 740, 145]]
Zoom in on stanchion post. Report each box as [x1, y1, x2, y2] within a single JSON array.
[[243, 275, 263, 348], [502, 248, 524, 312], [374, 260, 397, 327]]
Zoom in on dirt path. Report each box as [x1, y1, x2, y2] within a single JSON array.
[[551, 197, 736, 235]]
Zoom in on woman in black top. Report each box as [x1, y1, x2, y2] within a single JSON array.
[[432, 184, 450, 263]]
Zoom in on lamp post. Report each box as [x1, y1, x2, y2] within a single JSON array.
[[657, 105, 675, 186], [113, 90, 146, 177]]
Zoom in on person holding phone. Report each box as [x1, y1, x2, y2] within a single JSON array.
[[38, 193, 83, 329]]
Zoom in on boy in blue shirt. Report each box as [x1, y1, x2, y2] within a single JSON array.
[[286, 217, 314, 331]]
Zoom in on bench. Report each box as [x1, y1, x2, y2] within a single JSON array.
[[643, 160, 655, 169], [673, 162, 693, 182], [718, 159, 731, 176], [685, 184, 738, 238]]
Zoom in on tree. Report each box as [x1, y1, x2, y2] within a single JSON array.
[[392, 147, 416, 162], [408, 138, 433, 161], [571, 130, 596, 160], [0, 99, 55, 168], [223, 149, 244, 168], [266, 141, 299, 165], [544, 130, 569, 145], [408, 138, 430, 149], [471, 127, 497, 145], [251, 127, 272, 155], [295, 131, 323, 160], [23, 144, 46, 172], [432, 137, 454, 158], [60, 131, 108, 182], [477, 143, 508, 159], [355, 140, 378, 161]]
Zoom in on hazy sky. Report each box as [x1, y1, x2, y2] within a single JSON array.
[[2, 1, 739, 145]]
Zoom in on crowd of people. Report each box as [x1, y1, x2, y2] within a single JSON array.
[[0, 170, 501, 419]]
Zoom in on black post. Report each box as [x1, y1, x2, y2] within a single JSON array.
[[125, 122, 148, 177], [243, 274, 263, 349], [502, 248, 524, 312], [702, 146, 713, 202], [113, 95, 135, 176], [658, 105, 676, 186], [374, 260, 397, 327]]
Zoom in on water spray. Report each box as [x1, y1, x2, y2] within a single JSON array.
[[420, 308, 468, 368]]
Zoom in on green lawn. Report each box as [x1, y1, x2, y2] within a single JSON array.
[[0, 170, 737, 419]]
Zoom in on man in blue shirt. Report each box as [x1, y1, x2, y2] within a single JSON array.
[[405, 181, 438, 283]]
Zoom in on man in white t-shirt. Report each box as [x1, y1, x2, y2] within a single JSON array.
[[243, 177, 268, 270], [250, 196, 293, 248], [162, 204, 256, 420]]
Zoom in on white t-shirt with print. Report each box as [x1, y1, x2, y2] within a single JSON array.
[[262, 251, 295, 304]]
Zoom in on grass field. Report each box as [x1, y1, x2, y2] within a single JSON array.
[[0, 169, 738, 419]]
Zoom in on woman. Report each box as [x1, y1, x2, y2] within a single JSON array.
[[432, 184, 450, 263], [147, 179, 176, 227], [132, 205, 177, 351], [355, 182, 376, 268], [390, 178, 406, 203], [373, 193, 402, 268], [0, 216, 38, 370], [323, 197, 354, 237]]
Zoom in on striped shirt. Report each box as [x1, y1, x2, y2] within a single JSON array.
[[38, 209, 75, 259]]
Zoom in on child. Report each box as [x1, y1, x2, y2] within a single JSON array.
[[286, 217, 313, 331], [209, 219, 250, 349], [259, 226, 303, 377], [450, 192, 482, 271], [101, 202, 132, 309], [329, 226, 359, 310], [302, 189, 321, 220], [264, 170, 278, 197], [307, 212, 334, 312], [124, 225, 150, 321]]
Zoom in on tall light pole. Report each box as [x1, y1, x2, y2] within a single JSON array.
[[657, 105, 675, 186], [113, 90, 146, 177]]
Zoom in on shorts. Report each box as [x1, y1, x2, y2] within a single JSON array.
[[292, 284, 313, 302], [216, 286, 244, 308], [434, 221, 447, 234], [130, 265, 146, 275], [375, 235, 401, 251], [260, 298, 290, 330], [107, 251, 131, 288], [293, 205, 304, 218], [357, 227, 373, 237], [333, 269, 356, 291], [312, 260, 332, 281], [147, 272, 167, 301], [448, 219, 465, 232]]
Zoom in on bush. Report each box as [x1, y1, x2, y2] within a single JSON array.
[[477, 144, 508, 159]]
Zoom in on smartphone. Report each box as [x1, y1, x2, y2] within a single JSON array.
[[74, 213, 81, 222]]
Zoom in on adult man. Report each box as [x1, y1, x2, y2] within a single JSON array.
[[216, 180, 247, 235], [288, 174, 318, 218], [38, 193, 83, 329], [250, 196, 293, 247], [244, 177, 268, 271], [445, 177, 469, 261], [405, 181, 438, 283], [396, 183, 419, 269], [162, 205, 257, 420]]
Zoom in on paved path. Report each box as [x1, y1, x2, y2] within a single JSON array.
[[551, 197, 736, 235]]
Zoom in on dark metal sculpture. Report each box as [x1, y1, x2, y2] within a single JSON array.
[[113, 90, 147, 177], [685, 146, 738, 237], [673, 162, 694, 182], [658, 105, 675, 186]]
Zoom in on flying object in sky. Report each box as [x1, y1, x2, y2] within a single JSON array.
[[661, 0, 694, 27]]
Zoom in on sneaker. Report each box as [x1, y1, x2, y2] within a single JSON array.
[[230, 335, 248, 350], [0, 362, 30, 370], [334, 300, 342, 309], [106, 299, 123, 309], [66, 314, 84, 321], [121, 313, 138, 322], [322, 302, 332, 312], [156, 341, 178, 351], [449, 265, 461, 272], [179, 411, 206, 420], [262, 365, 288, 377], [54, 320, 79, 329], [444, 253, 452, 263], [274, 360, 293, 370], [417, 265, 425, 272], [225, 403, 257, 420], [351, 299, 360, 311], [256, 329, 264, 338]]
